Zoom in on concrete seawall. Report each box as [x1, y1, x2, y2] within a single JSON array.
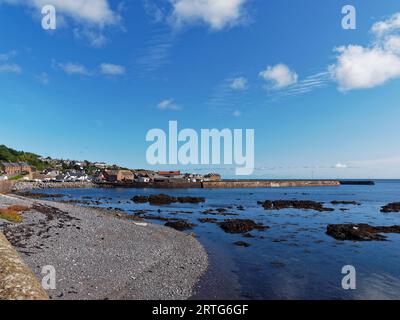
[[202, 180, 341, 189], [0, 232, 48, 300]]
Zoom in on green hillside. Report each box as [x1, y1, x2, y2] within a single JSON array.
[[0, 145, 48, 171]]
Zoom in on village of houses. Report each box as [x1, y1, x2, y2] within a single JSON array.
[[0, 158, 221, 185]]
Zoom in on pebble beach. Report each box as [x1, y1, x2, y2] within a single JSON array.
[[0, 193, 208, 300]]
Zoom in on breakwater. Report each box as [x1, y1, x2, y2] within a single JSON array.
[[5, 179, 375, 191], [99, 180, 341, 189], [202, 180, 341, 189]]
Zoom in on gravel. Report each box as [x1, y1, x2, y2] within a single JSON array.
[[0, 194, 208, 300]]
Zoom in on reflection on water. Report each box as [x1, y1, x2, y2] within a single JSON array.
[[36, 180, 400, 300]]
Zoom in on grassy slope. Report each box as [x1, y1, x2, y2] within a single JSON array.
[[0, 145, 48, 171]]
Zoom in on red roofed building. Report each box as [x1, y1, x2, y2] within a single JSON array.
[[157, 171, 181, 177]]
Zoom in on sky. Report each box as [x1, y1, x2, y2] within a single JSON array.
[[1, 0, 400, 179]]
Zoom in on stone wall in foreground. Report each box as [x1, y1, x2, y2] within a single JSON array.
[[0, 181, 14, 194], [0, 232, 48, 300]]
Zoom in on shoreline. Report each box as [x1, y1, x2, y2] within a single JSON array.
[[8, 179, 375, 193], [0, 193, 208, 300]]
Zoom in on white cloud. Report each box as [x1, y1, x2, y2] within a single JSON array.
[[169, 0, 247, 30], [0, 50, 17, 62], [259, 64, 298, 89], [230, 76, 248, 90], [1, 0, 120, 47], [232, 110, 241, 117], [371, 12, 400, 37], [0, 50, 21, 74], [36, 72, 49, 84], [73, 28, 108, 48], [330, 12, 400, 91], [100, 63, 126, 75], [157, 99, 181, 111], [329, 45, 400, 91], [56, 62, 91, 75], [334, 163, 348, 169], [1, 0, 119, 26], [0, 63, 22, 74], [54, 61, 127, 76], [384, 35, 400, 54]]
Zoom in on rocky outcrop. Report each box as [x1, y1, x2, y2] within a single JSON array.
[[258, 200, 334, 212], [331, 201, 361, 206], [132, 194, 205, 205], [0, 232, 48, 300], [381, 202, 400, 213], [219, 219, 268, 234], [326, 224, 400, 241], [165, 220, 196, 231], [234, 241, 251, 247], [15, 191, 65, 199]]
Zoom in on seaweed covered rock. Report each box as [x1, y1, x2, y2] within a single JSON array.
[[132, 194, 205, 205], [326, 224, 400, 241], [131, 195, 149, 203], [331, 201, 361, 206], [258, 200, 334, 212], [234, 241, 251, 247], [219, 219, 268, 234], [165, 220, 196, 231], [177, 197, 205, 204], [381, 202, 400, 213]]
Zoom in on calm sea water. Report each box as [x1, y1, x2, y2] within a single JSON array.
[[36, 180, 400, 300]]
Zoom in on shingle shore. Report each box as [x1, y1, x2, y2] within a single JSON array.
[[0, 194, 208, 300]]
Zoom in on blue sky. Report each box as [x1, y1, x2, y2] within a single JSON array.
[[1, 0, 400, 178]]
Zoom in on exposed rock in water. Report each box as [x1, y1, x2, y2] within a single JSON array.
[[242, 233, 255, 238], [219, 219, 268, 234], [258, 200, 334, 212], [326, 224, 400, 241], [177, 197, 206, 204], [132, 194, 205, 205], [165, 220, 196, 231], [201, 209, 216, 215], [132, 210, 149, 215], [131, 195, 149, 203], [198, 218, 218, 224], [15, 192, 65, 199], [381, 202, 400, 213], [234, 241, 251, 247], [331, 200, 361, 206]]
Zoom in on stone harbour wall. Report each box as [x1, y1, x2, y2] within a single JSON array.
[[0, 232, 48, 300], [202, 180, 341, 189]]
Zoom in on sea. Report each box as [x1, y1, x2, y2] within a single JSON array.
[[34, 180, 400, 300]]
